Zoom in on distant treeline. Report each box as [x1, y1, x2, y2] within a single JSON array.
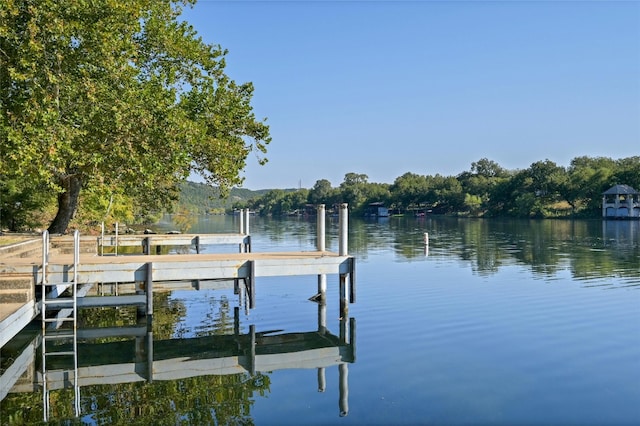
[[2, 156, 637, 232], [178, 182, 272, 215], [231, 156, 640, 218]]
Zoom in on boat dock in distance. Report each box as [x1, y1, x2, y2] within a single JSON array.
[[0, 204, 355, 348]]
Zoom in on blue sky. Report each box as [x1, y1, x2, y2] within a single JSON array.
[[180, 0, 640, 190]]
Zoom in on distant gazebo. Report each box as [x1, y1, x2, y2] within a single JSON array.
[[602, 185, 640, 219]]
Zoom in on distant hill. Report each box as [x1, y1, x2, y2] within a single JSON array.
[[178, 181, 274, 214]]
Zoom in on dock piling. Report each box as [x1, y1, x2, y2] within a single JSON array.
[[349, 258, 356, 303], [317, 204, 325, 252], [244, 209, 250, 236], [339, 203, 348, 256], [246, 260, 255, 309]]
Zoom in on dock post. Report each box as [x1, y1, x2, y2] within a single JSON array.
[[238, 209, 245, 252], [146, 262, 153, 316], [349, 258, 356, 303], [340, 274, 348, 317], [195, 236, 200, 254], [316, 274, 327, 302], [317, 204, 325, 252], [245, 260, 255, 309], [244, 209, 250, 236], [143, 237, 151, 255], [314, 205, 327, 300], [318, 299, 327, 334], [339, 203, 348, 256]]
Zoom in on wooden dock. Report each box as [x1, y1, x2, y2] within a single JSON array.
[[0, 205, 355, 348]]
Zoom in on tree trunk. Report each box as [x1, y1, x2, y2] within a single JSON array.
[[48, 175, 82, 234]]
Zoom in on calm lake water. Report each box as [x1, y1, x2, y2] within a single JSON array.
[[2, 215, 639, 425]]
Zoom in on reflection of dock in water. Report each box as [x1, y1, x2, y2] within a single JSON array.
[[1, 307, 356, 418]]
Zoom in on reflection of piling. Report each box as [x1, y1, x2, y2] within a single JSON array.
[[134, 327, 154, 383], [234, 307, 240, 336], [317, 367, 326, 392], [339, 363, 349, 417], [249, 325, 256, 376], [424, 232, 429, 257], [146, 329, 153, 383], [318, 300, 327, 334], [350, 318, 356, 362]]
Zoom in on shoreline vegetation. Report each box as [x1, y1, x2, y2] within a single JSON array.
[[228, 156, 640, 220], [3, 155, 637, 236]]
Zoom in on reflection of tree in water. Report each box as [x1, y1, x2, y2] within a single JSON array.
[[2, 293, 271, 424], [77, 293, 270, 425], [78, 293, 187, 341], [199, 296, 235, 337], [2, 373, 270, 425], [374, 216, 639, 283], [84, 373, 269, 425]]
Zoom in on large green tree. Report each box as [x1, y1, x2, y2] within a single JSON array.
[[1, 0, 270, 233]]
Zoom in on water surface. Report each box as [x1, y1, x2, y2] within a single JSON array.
[[1, 216, 639, 425]]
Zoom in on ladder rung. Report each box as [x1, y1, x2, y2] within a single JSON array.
[[44, 351, 76, 356], [43, 318, 75, 323], [42, 282, 75, 286], [43, 298, 75, 305]]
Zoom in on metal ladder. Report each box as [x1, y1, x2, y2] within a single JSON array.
[[40, 230, 81, 421]]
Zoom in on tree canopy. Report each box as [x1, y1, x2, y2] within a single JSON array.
[[1, 0, 270, 233]]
